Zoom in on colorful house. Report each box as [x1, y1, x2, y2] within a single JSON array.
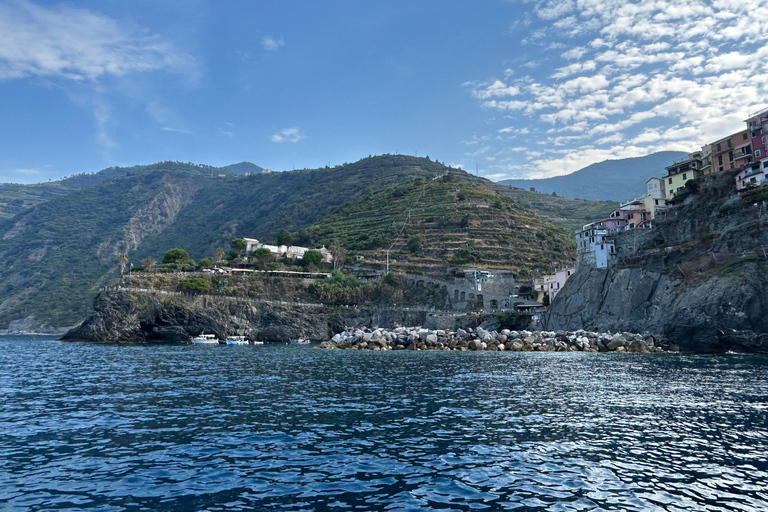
[[549, 266, 575, 302], [665, 157, 702, 198], [736, 161, 768, 192], [746, 107, 768, 163]]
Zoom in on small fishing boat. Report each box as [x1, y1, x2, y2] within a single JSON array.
[[225, 336, 248, 345], [191, 333, 220, 344], [290, 338, 310, 345]]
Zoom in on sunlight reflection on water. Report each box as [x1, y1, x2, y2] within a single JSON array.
[[1, 336, 767, 511]]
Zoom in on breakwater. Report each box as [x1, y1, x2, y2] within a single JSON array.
[[318, 326, 674, 352]]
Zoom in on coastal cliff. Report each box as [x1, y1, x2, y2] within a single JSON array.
[[61, 289, 430, 343], [542, 171, 768, 353]]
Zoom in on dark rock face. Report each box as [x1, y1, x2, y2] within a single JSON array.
[[61, 291, 428, 343], [542, 264, 768, 353]]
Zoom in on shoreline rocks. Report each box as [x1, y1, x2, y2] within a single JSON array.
[[318, 326, 676, 352]]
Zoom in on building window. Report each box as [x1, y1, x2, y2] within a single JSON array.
[[756, 149, 761, 157], [728, 140, 732, 148], [683, 173, 687, 180], [763, 161, 768, 169], [718, 155, 723, 165], [655, 199, 659, 205], [743, 132, 748, 140], [668, 177, 673, 184], [716, 143, 721, 152], [729, 151, 733, 162]]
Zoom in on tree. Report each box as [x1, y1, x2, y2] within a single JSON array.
[[179, 278, 210, 292], [406, 236, 422, 253], [277, 229, 293, 247], [141, 257, 156, 272], [302, 249, 323, 266], [163, 248, 191, 265], [330, 242, 346, 270], [252, 247, 274, 266], [231, 238, 247, 252], [215, 248, 225, 262], [198, 258, 213, 269], [460, 215, 470, 228], [118, 254, 128, 274]]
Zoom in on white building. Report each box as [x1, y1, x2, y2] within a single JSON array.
[[243, 238, 333, 263]]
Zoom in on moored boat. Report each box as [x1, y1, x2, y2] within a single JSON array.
[[225, 336, 248, 345], [191, 333, 220, 344]]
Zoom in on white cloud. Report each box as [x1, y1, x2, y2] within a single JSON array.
[[0, 0, 193, 81], [261, 36, 285, 51], [271, 127, 304, 143], [473, 80, 521, 99], [467, 0, 768, 179], [534, 0, 574, 20]]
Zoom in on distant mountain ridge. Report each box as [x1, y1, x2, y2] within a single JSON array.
[[0, 161, 264, 220], [499, 151, 688, 202]]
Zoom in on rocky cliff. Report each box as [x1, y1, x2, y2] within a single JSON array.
[[61, 290, 430, 343], [542, 171, 768, 353]]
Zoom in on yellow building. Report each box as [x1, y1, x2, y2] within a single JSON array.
[[664, 158, 701, 199]]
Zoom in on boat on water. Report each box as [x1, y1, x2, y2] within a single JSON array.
[[191, 333, 220, 344], [225, 336, 249, 345], [290, 339, 311, 345]]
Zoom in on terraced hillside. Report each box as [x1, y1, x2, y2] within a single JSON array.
[[307, 171, 575, 276]]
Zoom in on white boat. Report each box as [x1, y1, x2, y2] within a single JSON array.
[[191, 333, 220, 344], [290, 339, 310, 345], [226, 336, 248, 345]]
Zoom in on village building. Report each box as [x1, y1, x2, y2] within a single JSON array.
[[242, 238, 333, 263], [575, 222, 615, 269], [699, 144, 714, 175], [548, 267, 575, 302], [746, 108, 768, 162], [736, 163, 768, 192], [533, 273, 556, 303], [665, 156, 702, 199]]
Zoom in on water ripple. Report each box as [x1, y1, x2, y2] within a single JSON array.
[[1, 336, 767, 511]]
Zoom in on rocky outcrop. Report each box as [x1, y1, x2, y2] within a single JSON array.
[[318, 326, 672, 352], [543, 260, 768, 353], [61, 290, 429, 343]]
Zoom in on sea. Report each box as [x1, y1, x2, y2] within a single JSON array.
[[1, 335, 767, 512]]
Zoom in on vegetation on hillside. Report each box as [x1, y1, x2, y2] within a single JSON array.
[[305, 171, 575, 275], [0, 155, 601, 329]]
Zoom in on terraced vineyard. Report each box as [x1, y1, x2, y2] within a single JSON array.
[[307, 172, 575, 277]]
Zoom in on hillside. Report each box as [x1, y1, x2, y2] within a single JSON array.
[[307, 173, 574, 274], [0, 155, 605, 331], [0, 161, 257, 220], [499, 151, 687, 202], [542, 170, 768, 353]]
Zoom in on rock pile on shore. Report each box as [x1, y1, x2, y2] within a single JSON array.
[[317, 326, 675, 352]]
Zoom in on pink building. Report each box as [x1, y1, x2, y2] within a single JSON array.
[[736, 161, 768, 192], [549, 266, 575, 302]]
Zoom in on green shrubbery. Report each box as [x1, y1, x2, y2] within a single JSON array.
[[179, 278, 210, 292]]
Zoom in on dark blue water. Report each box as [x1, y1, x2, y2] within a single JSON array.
[[1, 336, 767, 511]]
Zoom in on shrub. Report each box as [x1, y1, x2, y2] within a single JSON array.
[[179, 278, 210, 292]]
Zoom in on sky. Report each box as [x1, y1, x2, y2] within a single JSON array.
[[1, 0, 767, 184]]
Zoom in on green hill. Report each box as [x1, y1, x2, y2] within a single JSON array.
[[307, 172, 574, 274], [0, 155, 609, 331]]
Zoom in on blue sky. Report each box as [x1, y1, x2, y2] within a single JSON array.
[[1, 0, 766, 184]]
